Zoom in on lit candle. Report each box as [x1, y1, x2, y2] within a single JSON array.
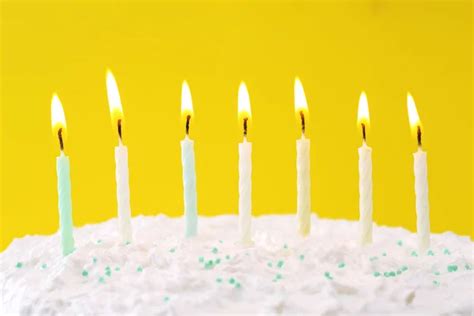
[[180, 81, 198, 237], [238, 82, 252, 244], [407, 93, 430, 252], [357, 92, 373, 245], [51, 94, 75, 256], [294, 78, 311, 236], [106, 70, 132, 244]]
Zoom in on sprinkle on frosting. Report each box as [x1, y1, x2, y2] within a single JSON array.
[[338, 262, 346, 268], [277, 260, 284, 269], [447, 265, 458, 273], [15, 262, 23, 269], [81, 270, 88, 277], [324, 272, 333, 280], [137, 266, 143, 272]]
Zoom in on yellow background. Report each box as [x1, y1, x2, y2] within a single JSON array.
[[1, 1, 472, 251]]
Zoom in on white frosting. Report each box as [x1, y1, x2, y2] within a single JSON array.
[[1, 215, 473, 315]]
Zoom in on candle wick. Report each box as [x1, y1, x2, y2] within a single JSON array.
[[243, 117, 248, 138], [361, 123, 366, 142], [185, 114, 191, 136], [117, 119, 123, 142], [300, 111, 305, 135], [58, 128, 64, 152], [417, 125, 422, 148]]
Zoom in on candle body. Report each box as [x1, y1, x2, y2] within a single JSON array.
[[358, 142, 373, 245], [181, 136, 198, 237], [239, 139, 252, 243], [296, 136, 311, 236], [115, 144, 132, 243], [56, 154, 75, 256], [414, 149, 430, 252]]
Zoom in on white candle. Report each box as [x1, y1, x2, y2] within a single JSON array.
[[407, 93, 430, 252], [238, 82, 252, 243], [107, 70, 133, 244], [115, 142, 132, 243], [181, 81, 198, 237], [357, 92, 373, 245], [294, 78, 311, 236]]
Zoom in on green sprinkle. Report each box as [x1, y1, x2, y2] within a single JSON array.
[[97, 239, 102, 244], [443, 248, 451, 255], [115, 266, 120, 271], [137, 266, 143, 272], [427, 250, 435, 256], [199, 256, 204, 263], [216, 277, 222, 283], [397, 240, 403, 246], [164, 296, 170, 302], [276, 273, 283, 280], [447, 265, 458, 272], [98, 276, 105, 284], [338, 262, 346, 268], [396, 270, 402, 275], [373, 272, 381, 277], [235, 282, 241, 288], [382, 252, 387, 257], [277, 260, 284, 269], [15, 262, 23, 269], [204, 260, 214, 270], [465, 264, 472, 270], [41, 263, 47, 269], [92, 257, 97, 264], [267, 262, 273, 268], [215, 258, 221, 264], [125, 241, 131, 245], [211, 247, 218, 254], [384, 272, 390, 277], [411, 251, 418, 257], [401, 265, 408, 272], [169, 248, 176, 253], [229, 277, 235, 284], [433, 280, 440, 286], [105, 266, 111, 271], [369, 256, 378, 261], [283, 244, 288, 249], [324, 272, 333, 280], [434, 271, 440, 275], [299, 254, 305, 261], [105, 270, 112, 277], [225, 255, 230, 260], [389, 271, 396, 277], [82, 270, 89, 277]]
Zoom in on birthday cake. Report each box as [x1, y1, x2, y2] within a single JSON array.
[[1, 215, 473, 315]]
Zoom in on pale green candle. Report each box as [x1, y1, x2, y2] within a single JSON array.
[[51, 94, 75, 256], [181, 81, 198, 237], [57, 153, 75, 255]]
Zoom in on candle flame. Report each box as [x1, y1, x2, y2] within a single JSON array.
[[357, 91, 370, 126], [51, 93, 67, 137], [106, 70, 124, 125], [181, 80, 193, 118], [238, 81, 251, 121], [294, 77, 308, 115], [407, 93, 421, 132]]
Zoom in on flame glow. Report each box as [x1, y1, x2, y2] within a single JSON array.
[[357, 91, 370, 126], [181, 81, 193, 118], [294, 77, 308, 114], [407, 93, 421, 132], [238, 82, 251, 121], [51, 94, 67, 136], [106, 70, 124, 125]]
